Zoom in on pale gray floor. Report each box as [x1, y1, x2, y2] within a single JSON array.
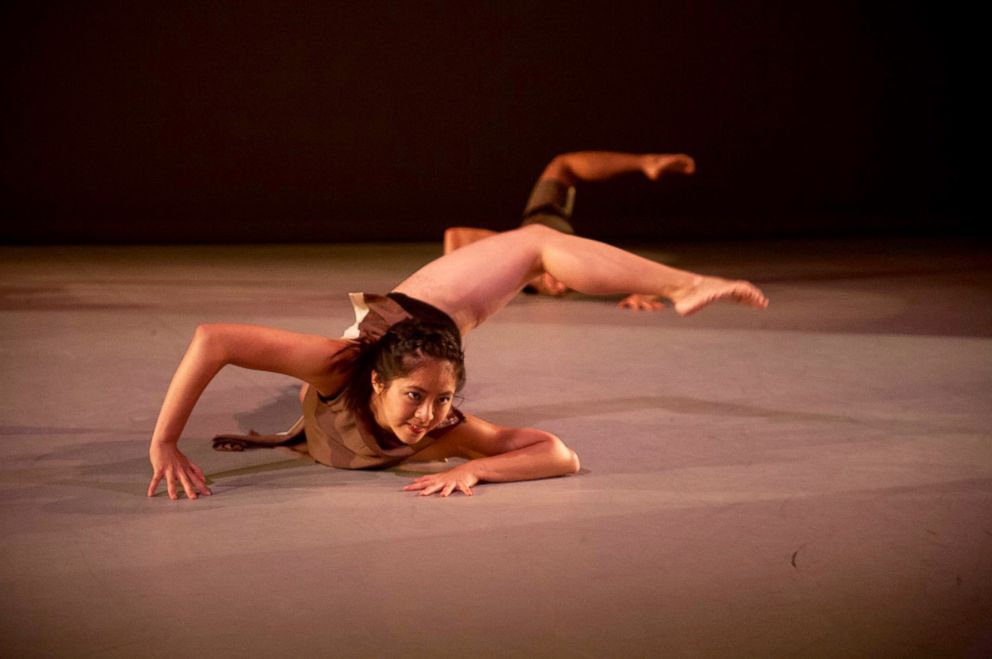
[[1, 238, 990, 658]]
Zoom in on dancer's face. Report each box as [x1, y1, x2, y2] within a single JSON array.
[[370, 358, 457, 445]]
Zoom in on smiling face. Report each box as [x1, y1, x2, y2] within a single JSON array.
[[369, 357, 457, 445]]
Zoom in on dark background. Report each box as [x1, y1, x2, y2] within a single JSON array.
[[1, 1, 982, 244]]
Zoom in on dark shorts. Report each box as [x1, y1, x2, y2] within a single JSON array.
[[519, 178, 577, 293], [520, 178, 576, 235]]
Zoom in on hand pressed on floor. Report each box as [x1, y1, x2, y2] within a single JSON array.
[[617, 293, 665, 311], [148, 443, 212, 500], [404, 464, 479, 497]]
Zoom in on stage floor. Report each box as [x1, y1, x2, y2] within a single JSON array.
[[1, 237, 990, 657]]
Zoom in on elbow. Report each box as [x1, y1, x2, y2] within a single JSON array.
[[192, 324, 226, 364], [193, 323, 215, 347], [546, 433, 581, 475]]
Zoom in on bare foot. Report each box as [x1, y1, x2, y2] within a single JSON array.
[[618, 293, 665, 311], [671, 276, 768, 316], [643, 153, 696, 180]]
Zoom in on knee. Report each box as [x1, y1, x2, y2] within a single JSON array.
[[567, 448, 581, 474], [193, 323, 217, 348], [192, 323, 220, 360]]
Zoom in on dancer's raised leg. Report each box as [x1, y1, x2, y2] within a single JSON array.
[[393, 225, 767, 333]]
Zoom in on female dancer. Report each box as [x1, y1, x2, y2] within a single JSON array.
[[147, 186, 767, 502], [444, 150, 697, 309]]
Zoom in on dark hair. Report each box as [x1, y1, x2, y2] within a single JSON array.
[[345, 318, 466, 411]]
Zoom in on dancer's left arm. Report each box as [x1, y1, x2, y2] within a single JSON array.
[[403, 416, 581, 497]]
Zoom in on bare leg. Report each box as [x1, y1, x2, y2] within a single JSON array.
[[394, 224, 767, 333], [445, 226, 567, 296]]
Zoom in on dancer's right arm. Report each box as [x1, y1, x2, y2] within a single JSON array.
[[148, 324, 354, 500]]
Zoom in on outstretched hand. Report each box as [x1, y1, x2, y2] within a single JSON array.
[[403, 464, 479, 497], [148, 442, 212, 500], [618, 293, 666, 311]]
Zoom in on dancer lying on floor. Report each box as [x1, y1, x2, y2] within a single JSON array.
[[444, 150, 696, 311], [147, 205, 768, 502]]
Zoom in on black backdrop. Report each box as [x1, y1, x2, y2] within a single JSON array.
[[1, 1, 981, 243]]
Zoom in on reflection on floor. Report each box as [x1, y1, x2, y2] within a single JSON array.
[[1, 237, 990, 657]]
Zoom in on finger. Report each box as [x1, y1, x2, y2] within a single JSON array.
[[166, 472, 178, 500], [177, 469, 197, 500], [419, 481, 443, 497], [405, 476, 436, 490], [186, 463, 211, 495], [189, 470, 212, 496], [459, 483, 473, 497], [441, 482, 456, 497], [147, 472, 163, 497]]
